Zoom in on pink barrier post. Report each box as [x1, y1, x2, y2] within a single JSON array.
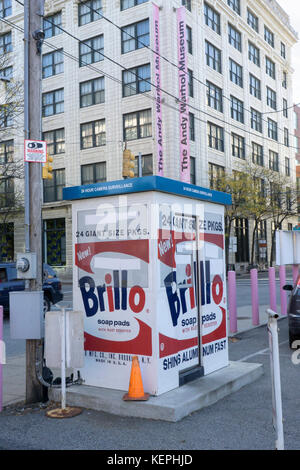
[[228, 271, 237, 333], [251, 269, 259, 326], [279, 265, 287, 316], [293, 265, 299, 287], [269, 267, 277, 313], [0, 306, 2, 412]]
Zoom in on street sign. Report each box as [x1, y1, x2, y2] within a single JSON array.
[[24, 139, 47, 163]]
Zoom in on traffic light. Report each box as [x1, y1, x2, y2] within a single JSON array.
[[122, 149, 135, 178], [42, 154, 53, 180]]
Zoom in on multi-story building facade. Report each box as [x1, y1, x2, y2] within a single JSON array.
[[0, 0, 298, 276]]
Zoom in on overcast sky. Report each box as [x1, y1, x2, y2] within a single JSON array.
[[277, 0, 300, 104]]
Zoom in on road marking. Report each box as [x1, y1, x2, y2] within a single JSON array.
[[237, 340, 289, 362]]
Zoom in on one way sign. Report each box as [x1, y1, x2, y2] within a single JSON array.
[[24, 139, 47, 163]]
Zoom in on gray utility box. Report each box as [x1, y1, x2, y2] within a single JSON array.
[[10, 291, 44, 339]]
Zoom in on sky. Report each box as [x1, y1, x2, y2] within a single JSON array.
[[277, 0, 300, 104]]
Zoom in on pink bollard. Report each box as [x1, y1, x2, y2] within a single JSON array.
[[0, 306, 2, 412], [279, 265, 287, 316], [251, 269, 259, 326], [228, 271, 237, 333], [293, 265, 299, 287], [269, 267, 277, 313]]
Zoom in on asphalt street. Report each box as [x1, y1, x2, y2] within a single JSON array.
[[1, 316, 299, 451]]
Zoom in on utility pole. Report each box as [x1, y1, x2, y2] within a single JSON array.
[[24, 0, 45, 403]]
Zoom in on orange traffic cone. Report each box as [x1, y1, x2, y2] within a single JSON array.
[[123, 356, 150, 401]]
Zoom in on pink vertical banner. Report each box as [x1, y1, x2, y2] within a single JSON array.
[[269, 267, 277, 313], [177, 6, 190, 183], [228, 271, 237, 333], [0, 306, 3, 412], [279, 265, 287, 316], [153, 3, 163, 176], [251, 269, 259, 326], [293, 265, 299, 286]]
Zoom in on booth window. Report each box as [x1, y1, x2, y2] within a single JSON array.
[[43, 218, 66, 266]]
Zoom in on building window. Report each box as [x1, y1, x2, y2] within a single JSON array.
[[0, 139, 13, 164], [247, 9, 258, 32], [266, 57, 275, 79], [43, 129, 65, 155], [43, 219, 66, 266], [269, 150, 279, 172], [266, 87, 276, 110], [227, 0, 240, 15], [252, 142, 263, 166], [0, 31, 11, 54], [284, 128, 289, 147], [207, 122, 224, 152], [231, 133, 245, 159], [230, 96, 244, 123], [249, 74, 261, 100], [123, 109, 152, 141], [42, 49, 63, 78], [122, 64, 150, 97], [205, 41, 221, 73], [43, 11, 62, 39], [80, 77, 105, 107], [78, 0, 102, 26], [188, 69, 194, 97], [286, 189, 292, 211], [0, 105, 12, 128], [0, 0, 11, 18], [204, 2, 220, 35], [285, 157, 290, 177], [281, 42, 286, 59], [283, 98, 288, 118], [235, 218, 249, 263], [209, 163, 225, 190], [190, 156, 196, 184], [264, 25, 274, 48], [189, 112, 195, 141], [121, 0, 148, 10], [0, 222, 13, 261], [186, 25, 192, 54], [121, 19, 150, 54], [0, 177, 13, 207], [0, 65, 12, 79], [43, 169, 65, 203], [80, 119, 106, 149], [268, 119, 278, 141], [282, 71, 287, 89], [134, 154, 153, 176], [228, 24, 241, 52], [229, 59, 243, 87], [248, 42, 260, 67], [42, 89, 64, 117], [251, 108, 262, 133], [182, 0, 191, 11], [81, 162, 106, 184], [79, 35, 104, 67], [206, 81, 223, 112]]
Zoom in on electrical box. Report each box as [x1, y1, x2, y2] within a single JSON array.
[[10, 291, 44, 339], [16, 252, 37, 280], [45, 310, 84, 369]]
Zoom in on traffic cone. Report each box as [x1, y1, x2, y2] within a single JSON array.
[[123, 356, 150, 401]]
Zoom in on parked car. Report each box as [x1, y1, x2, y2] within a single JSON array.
[[283, 277, 300, 348], [0, 262, 63, 316]]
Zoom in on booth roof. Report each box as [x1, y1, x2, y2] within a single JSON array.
[[63, 176, 232, 206]]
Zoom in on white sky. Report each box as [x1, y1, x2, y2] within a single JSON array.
[[277, 0, 300, 104]]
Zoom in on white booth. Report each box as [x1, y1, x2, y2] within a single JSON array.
[[63, 176, 232, 396]]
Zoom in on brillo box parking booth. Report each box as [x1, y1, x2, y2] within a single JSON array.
[[63, 176, 232, 396]]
